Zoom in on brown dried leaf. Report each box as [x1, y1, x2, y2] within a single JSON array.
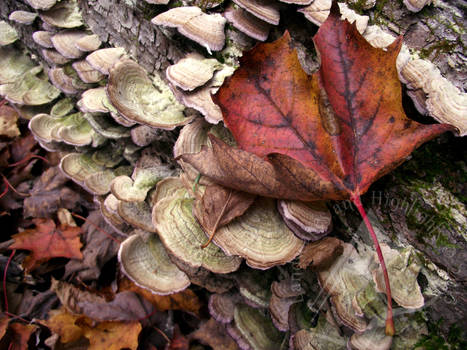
[[64, 211, 119, 281], [298, 237, 344, 271], [193, 183, 255, 245], [23, 167, 84, 218], [119, 277, 202, 316], [51, 279, 106, 315], [190, 318, 239, 350], [77, 291, 153, 322]]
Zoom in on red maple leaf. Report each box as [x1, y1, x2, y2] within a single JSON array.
[[181, 2, 453, 335], [11, 218, 83, 271]]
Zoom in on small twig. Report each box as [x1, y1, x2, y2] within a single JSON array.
[[7, 154, 49, 168], [137, 307, 158, 322], [4, 311, 30, 324], [1, 175, 30, 197], [3, 249, 16, 313], [152, 326, 171, 344], [0, 178, 9, 199], [71, 212, 122, 244]]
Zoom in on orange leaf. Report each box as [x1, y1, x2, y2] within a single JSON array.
[[81, 320, 141, 350], [39, 307, 83, 343], [11, 218, 83, 271], [119, 277, 202, 316], [40, 308, 142, 350]]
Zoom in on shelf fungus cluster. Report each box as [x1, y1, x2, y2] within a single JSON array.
[[2, 0, 461, 348]]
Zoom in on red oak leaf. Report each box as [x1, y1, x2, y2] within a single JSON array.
[[11, 218, 83, 271], [181, 2, 453, 335]]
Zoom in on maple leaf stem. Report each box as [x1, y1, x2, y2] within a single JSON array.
[[0, 99, 6, 108], [3, 249, 16, 313], [351, 195, 395, 336]]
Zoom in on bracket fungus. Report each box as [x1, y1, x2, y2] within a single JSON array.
[[0, 47, 36, 84], [235, 269, 274, 309], [0, 69, 60, 106], [317, 243, 371, 332], [9, 11, 38, 25], [85, 47, 127, 75], [371, 244, 424, 309], [82, 113, 131, 140], [72, 60, 105, 83], [277, 199, 332, 241], [231, 0, 280, 26], [403, 0, 432, 13], [39, 0, 84, 28], [130, 125, 161, 147], [107, 59, 190, 129], [0, 21, 19, 46], [42, 48, 72, 65], [299, 0, 368, 34], [51, 97, 75, 117], [60, 153, 105, 188], [151, 6, 226, 53], [51, 30, 87, 59], [75, 34, 102, 52], [152, 185, 242, 274], [32, 31, 54, 48], [399, 58, 467, 136], [269, 279, 304, 331], [166, 54, 223, 91], [292, 311, 347, 350], [99, 194, 133, 236], [48, 67, 83, 95], [119, 199, 157, 233], [25, 0, 57, 11], [78, 87, 113, 113], [171, 64, 236, 124], [111, 166, 173, 203], [118, 231, 191, 295], [224, 5, 271, 42], [204, 197, 304, 269], [228, 303, 284, 350], [209, 292, 243, 324]]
